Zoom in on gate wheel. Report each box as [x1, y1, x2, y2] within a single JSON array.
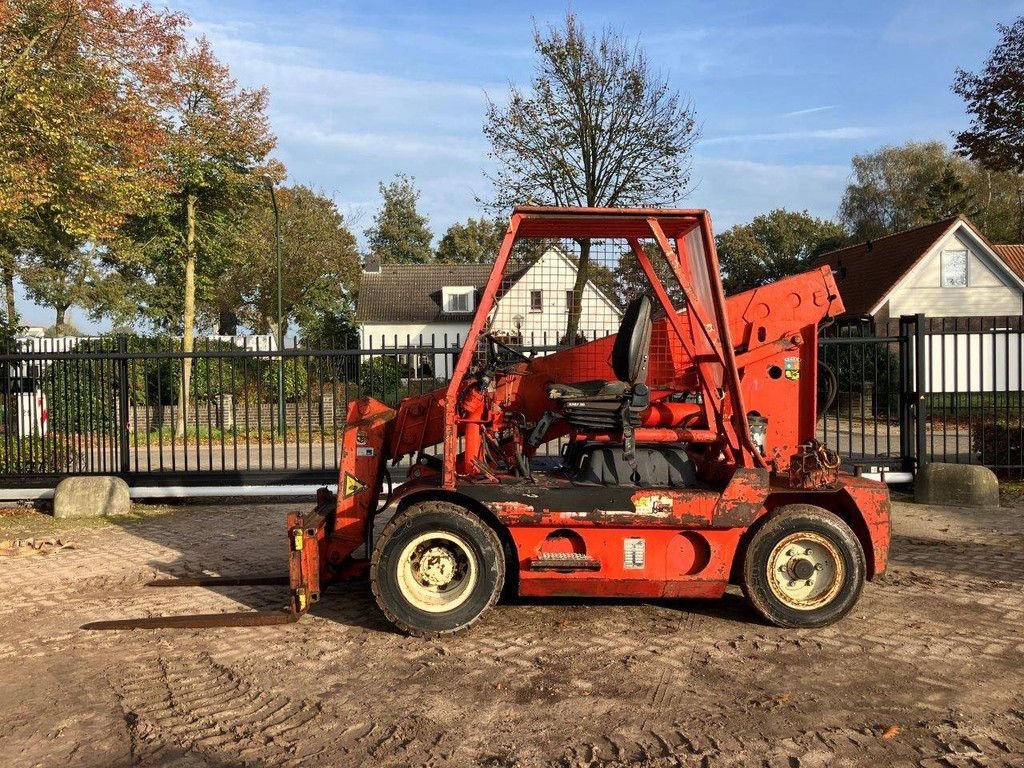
[[370, 501, 504, 637], [742, 504, 865, 628]]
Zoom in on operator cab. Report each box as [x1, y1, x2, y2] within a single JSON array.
[[546, 294, 653, 430], [546, 295, 697, 489]]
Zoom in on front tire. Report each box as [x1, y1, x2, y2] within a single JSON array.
[[742, 504, 865, 628], [370, 501, 504, 637]]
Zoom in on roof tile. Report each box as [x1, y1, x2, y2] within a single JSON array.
[[993, 244, 1024, 282], [356, 264, 493, 324]]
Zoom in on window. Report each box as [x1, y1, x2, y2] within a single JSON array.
[[565, 289, 574, 313], [442, 287, 474, 313], [530, 289, 543, 312], [941, 249, 968, 288]]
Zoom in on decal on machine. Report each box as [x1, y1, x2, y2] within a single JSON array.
[[633, 494, 673, 517], [624, 537, 646, 569], [784, 356, 800, 381], [343, 472, 367, 498], [356, 446, 375, 457]]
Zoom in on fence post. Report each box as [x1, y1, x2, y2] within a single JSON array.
[[914, 313, 928, 472], [898, 315, 913, 472], [117, 336, 130, 475]]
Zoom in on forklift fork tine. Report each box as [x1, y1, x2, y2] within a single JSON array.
[[82, 610, 301, 631], [145, 575, 290, 588]]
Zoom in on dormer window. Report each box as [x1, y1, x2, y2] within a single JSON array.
[[443, 286, 475, 313]]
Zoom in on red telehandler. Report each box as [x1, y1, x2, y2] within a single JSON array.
[[88, 207, 890, 636]]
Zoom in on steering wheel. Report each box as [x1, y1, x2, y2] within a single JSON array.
[[483, 332, 532, 368]]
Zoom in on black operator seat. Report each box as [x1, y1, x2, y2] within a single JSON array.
[[546, 295, 653, 431]]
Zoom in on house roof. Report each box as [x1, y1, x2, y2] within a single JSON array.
[[357, 247, 624, 325], [814, 217, 965, 315], [994, 244, 1024, 282], [357, 264, 493, 323]]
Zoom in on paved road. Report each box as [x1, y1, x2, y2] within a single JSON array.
[[1, 498, 1022, 767]]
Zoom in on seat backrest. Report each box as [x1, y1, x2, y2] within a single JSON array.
[[611, 295, 653, 384]]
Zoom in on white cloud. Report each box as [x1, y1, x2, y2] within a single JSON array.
[[781, 105, 836, 119], [701, 127, 885, 145]]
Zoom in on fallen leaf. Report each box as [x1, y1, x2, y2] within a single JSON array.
[[881, 725, 901, 740]]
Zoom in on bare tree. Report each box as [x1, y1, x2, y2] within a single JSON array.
[[484, 13, 699, 341]]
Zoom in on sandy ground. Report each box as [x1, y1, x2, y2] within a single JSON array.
[[0, 497, 1022, 768]]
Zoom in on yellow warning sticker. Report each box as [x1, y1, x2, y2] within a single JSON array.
[[343, 472, 367, 498]]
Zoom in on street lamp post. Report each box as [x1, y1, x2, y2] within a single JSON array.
[[263, 177, 285, 437]]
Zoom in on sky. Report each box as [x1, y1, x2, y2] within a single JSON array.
[[15, 0, 1024, 331]]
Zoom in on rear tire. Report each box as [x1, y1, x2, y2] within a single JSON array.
[[370, 501, 504, 637], [742, 504, 865, 628]]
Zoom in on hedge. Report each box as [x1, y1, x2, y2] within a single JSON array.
[[972, 418, 1023, 476], [0, 436, 79, 474]]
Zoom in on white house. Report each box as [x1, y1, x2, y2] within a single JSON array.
[[356, 248, 623, 378], [815, 216, 1024, 322]]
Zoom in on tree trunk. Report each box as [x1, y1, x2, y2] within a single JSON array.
[[176, 193, 197, 439], [217, 306, 238, 336], [0, 248, 16, 324], [55, 303, 68, 330], [563, 238, 591, 345]]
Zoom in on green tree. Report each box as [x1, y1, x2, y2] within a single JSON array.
[[0, 302, 15, 350], [436, 216, 506, 264], [839, 141, 960, 240], [224, 185, 360, 337], [483, 13, 699, 342], [365, 174, 433, 264], [953, 16, 1024, 239], [838, 140, 1024, 242], [716, 210, 847, 295], [119, 38, 276, 435], [919, 164, 980, 223]]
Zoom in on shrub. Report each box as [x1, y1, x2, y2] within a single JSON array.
[[359, 356, 402, 405], [971, 418, 1023, 476], [42, 341, 119, 432], [0, 436, 79, 474], [190, 340, 249, 400], [260, 359, 309, 402]]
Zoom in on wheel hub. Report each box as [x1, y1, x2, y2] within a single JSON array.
[[789, 557, 816, 580], [766, 532, 844, 611], [419, 546, 457, 587]]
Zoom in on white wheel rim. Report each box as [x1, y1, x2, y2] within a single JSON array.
[[397, 532, 478, 613], [766, 532, 844, 611]]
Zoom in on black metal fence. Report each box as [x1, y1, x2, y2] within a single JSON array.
[[0, 332, 590, 488], [819, 314, 1024, 477], [3, 314, 1023, 488]]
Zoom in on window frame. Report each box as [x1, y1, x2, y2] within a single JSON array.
[[940, 248, 968, 289], [442, 286, 475, 314], [529, 289, 543, 313]]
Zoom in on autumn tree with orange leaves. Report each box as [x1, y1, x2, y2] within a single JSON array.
[[0, 0, 187, 324]]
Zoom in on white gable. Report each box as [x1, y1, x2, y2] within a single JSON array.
[[488, 248, 623, 342], [879, 221, 1024, 318]]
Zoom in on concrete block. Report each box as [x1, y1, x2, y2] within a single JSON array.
[[53, 476, 132, 519], [915, 462, 999, 509]]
